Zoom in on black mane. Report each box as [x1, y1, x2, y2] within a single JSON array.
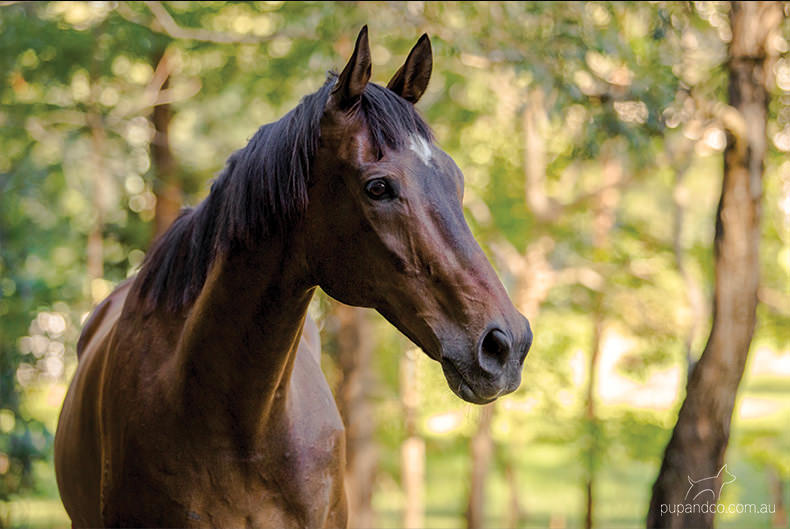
[[135, 74, 433, 312]]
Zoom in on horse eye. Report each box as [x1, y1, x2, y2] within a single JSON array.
[[365, 179, 392, 200]]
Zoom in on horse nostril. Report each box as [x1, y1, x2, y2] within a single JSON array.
[[479, 328, 511, 374]]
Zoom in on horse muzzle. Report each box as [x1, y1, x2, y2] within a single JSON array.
[[440, 317, 532, 404]]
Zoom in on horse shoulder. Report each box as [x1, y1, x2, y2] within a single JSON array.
[[292, 315, 344, 433], [263, 317, 346, 527], [55, 279, 133, 527]]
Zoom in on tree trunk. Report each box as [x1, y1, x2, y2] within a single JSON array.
[[86, 110, 106, 290], [647, 3, 782, 527], [86, 34, 108, 303], [84, 25, 110, 295], [334, 304, 377, 529], [584, 152, 620, 529], [462, 90, 555, 529], [584, 312, 603, 529], [504, 457, 524, 529], [768, 466, 787, 529], [401, 348, 424, 529], [524, 88, 554, 221], [466, 403, 495, 529], [150, 48, 182, 240]]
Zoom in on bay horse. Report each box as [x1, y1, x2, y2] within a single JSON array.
[[55, 27, 532, 528]]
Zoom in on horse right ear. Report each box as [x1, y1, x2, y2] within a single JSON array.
[[387, 33, 432, 104], [332, 26, 371, 109]]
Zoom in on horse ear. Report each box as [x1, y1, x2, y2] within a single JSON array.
[[332, 26, 371, 109], [387, 33, 432, 104]]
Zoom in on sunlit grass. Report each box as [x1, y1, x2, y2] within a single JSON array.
[[4, 370, 787, 528], [0, 497, 68, 529]]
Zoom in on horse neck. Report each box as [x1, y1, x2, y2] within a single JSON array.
[[167, 234, 314, 448]]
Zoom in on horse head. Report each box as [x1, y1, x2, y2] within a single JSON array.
[[304, 27, 532, 404]]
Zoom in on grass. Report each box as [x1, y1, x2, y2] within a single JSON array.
[[0, 497, 68, 529], [3, 371, 788, 528]]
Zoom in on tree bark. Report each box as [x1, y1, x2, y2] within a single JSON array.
[[86, 28, 108, 302], [401, 348, 424, 529], [584, 152, 620, 529], [84, 25, 110, 295], [584, 312, 603, 529], [647, 3, 782, 528], [462, 89, 557, 529], [524, 88, 556, 221], [462, 89, 555, 529], [466, 403, 495, 529], [150, 48, 182, 240], [334, 304, 377, 529], [504, 457, 524, 529], [86, 110, 106, 289]]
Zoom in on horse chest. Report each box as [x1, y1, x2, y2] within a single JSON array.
[[172, 431, 344, 529], [174, 415, 345, 526], [109, 344, 347, 528]]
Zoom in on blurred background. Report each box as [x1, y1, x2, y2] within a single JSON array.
[[1, 2, 789, 528]]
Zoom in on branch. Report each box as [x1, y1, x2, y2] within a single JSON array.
[[142, 46, 176, 106], [681, 85, 748, 141], [144, 1, 261, 44], [523, 87, 636, 224], [117, 1, 291, 44], [563, 172, 633, 213], [132, 46, 201, 114]]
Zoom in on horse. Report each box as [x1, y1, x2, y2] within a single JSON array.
[[54, 27, 533, 528]]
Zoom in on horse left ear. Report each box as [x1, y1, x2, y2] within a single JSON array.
[[387, 33, 432, 104], [332, 26, 372, 109]]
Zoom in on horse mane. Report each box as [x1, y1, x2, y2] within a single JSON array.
[[134, 74, 433, 312]]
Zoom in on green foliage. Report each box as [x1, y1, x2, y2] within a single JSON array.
[[1, 2, 789, 527]]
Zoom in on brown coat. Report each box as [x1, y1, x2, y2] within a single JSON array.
[[54, 27, 532, 528], [55, 277, 347, 528]]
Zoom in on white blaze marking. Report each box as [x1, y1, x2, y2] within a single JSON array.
[[408, 135, 433, 164]]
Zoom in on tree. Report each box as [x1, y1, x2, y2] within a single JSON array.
[[400, 347, 424, 529], [466, 403, 494, 529], [647, 3, 785, 527], [149, 46, 182, 239], [333, 303, 378, 529], [2, 4, 789, 527]]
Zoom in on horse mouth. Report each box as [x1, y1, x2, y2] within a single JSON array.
[[441, 360, 499, 405]]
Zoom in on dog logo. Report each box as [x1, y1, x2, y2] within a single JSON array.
[[685, 464, 736, 502]]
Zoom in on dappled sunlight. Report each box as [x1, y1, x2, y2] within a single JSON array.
[[1, 2, 789, 528], [737, 397, 783, 420], [750, 347, 790, 377]]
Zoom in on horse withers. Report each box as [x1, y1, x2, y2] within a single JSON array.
[[55, 27, 532, 528]]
